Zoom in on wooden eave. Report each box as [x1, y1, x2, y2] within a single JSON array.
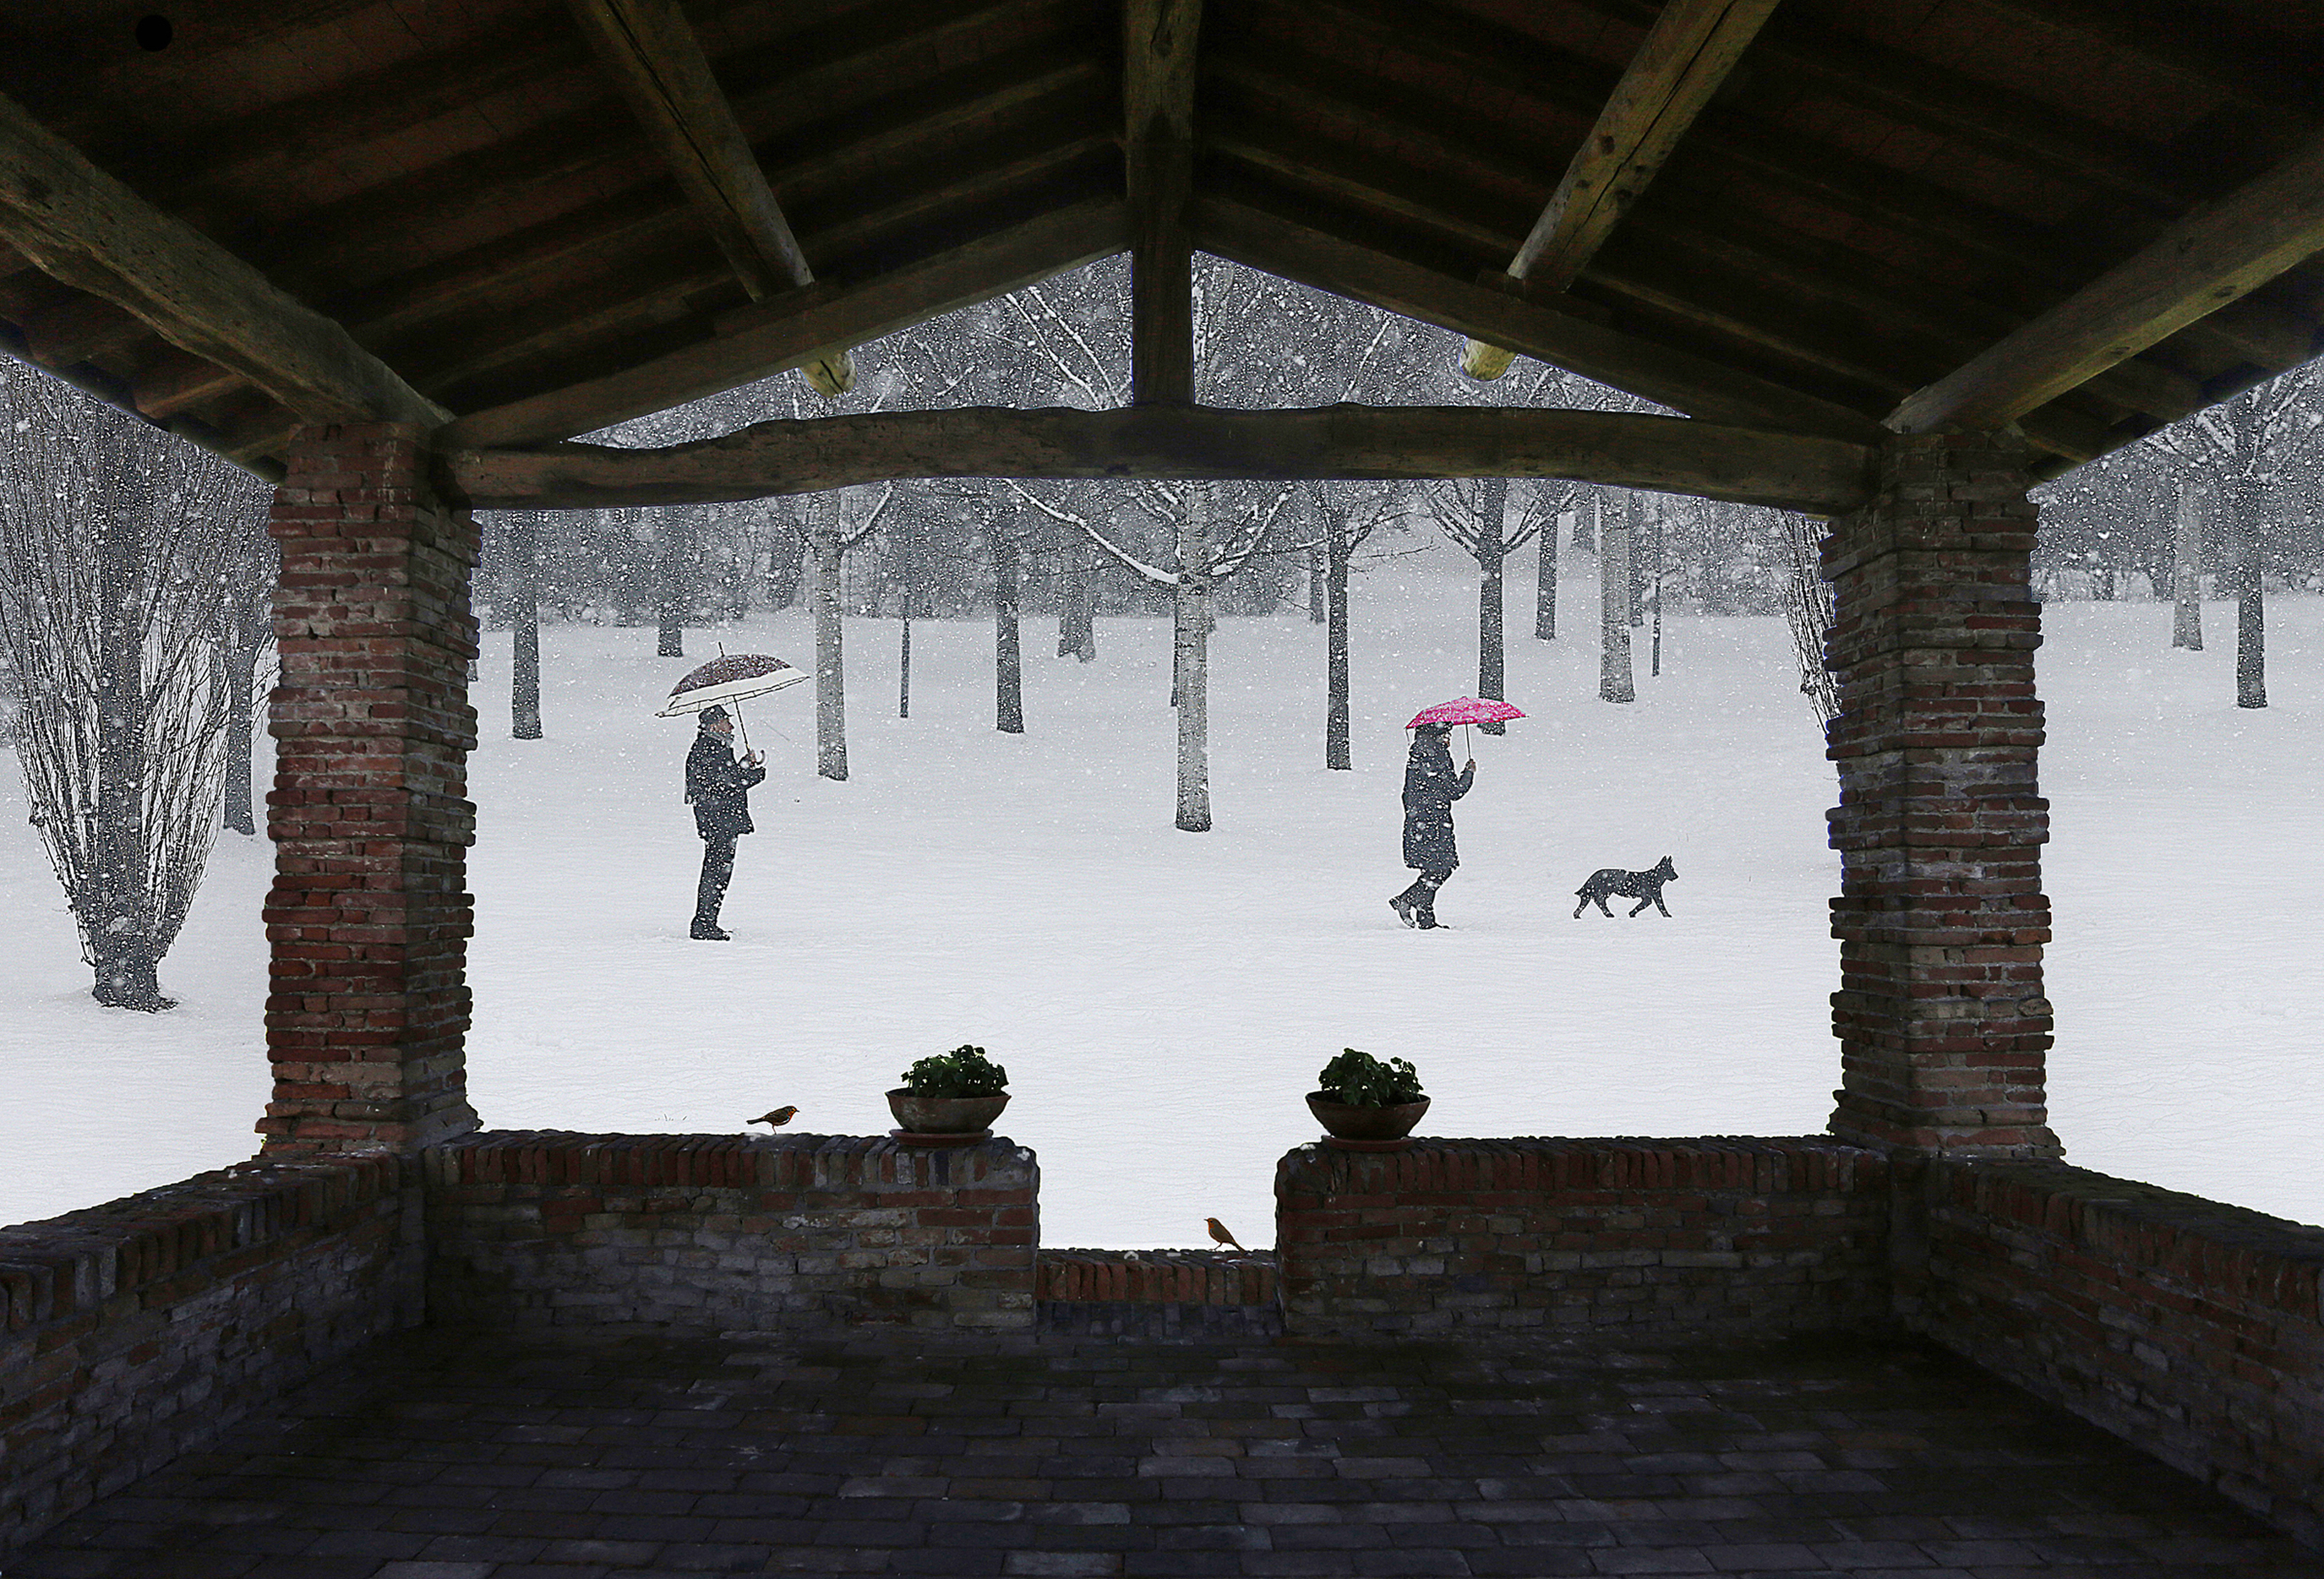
[[0, 0, 2316, 485]]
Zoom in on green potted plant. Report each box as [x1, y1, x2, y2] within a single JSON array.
[[1307, 1048, 1428, 1150], [887, 1044, 1010, 1144]]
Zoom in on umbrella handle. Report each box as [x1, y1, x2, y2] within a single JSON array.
[[734, 700, 754, 759]]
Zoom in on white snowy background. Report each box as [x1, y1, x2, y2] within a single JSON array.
[[3, 540, 2318, 1247]]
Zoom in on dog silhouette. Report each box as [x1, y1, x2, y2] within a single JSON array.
[[1574, 856, 1677, 918]]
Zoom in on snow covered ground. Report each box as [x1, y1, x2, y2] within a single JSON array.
[[3, 545, 2319, 1247]]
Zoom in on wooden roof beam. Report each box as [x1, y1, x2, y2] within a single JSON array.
[[1192, 192, 1885, 444], [445, 404, 1874, 515], [1455, 0, 1781, 381], [1889, 128, 2324, 436], [438, 195, 1128, 450], [1124, 0, 1200, 404], [0, 90, 447, 434], [566, 0, 855, 397]]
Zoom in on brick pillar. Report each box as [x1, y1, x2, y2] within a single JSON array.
[[259, 423, 481, 1156], [1824, 430, 2061, 1158]]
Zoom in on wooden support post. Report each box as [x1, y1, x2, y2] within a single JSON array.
[[1889, 127, 2324, 434], [1464, 0, 1781, 378], [1824, 431, 2060, 1158], [566, 0, 855, 395], [1125, 0, 1200, 405]]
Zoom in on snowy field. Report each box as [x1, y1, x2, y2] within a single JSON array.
[[3, 545, 2321, 1247]]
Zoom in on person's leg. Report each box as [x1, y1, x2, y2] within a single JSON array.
[[1413, 868, 1451, 928], [694, 836, 735, 938], [1389, 874, 1430, 926]]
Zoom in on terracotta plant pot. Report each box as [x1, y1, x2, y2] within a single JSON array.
[[1307, 1092, 1429, 1150], [887, 1088, 1009, 1141]]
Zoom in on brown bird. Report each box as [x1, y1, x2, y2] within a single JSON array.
[[1205, 1217, 1248, 1253], [749, 1106, 799, 1128]]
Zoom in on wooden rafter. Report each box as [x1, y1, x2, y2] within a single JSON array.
[[1889, 128, 2324, 436], [1192, 193, 1885, 444], [445, 404, 1873, 514], [565, 0, 855, 396], [1463, 0, 1781, 379], [436, 197, 1128, 449], [0, 90, 446, 432], [1124, 0, 1201, 404]]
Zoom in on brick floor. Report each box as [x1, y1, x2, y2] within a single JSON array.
[[10, 1326, 2321, 1577]]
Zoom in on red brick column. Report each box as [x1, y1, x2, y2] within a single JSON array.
[[1824, 430, 2061, 1158], [259, 423, 481, 1155]]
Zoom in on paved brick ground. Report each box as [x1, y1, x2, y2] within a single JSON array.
[[10, 1325, 2321, 1577]]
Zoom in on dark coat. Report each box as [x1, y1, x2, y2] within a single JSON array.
[[1401, 735, 1474, 870], [686, 730, 766, 841]]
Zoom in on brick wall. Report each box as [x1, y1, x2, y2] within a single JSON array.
[[1276, 1138, 1891, 1337], [1038, 1248, 1281, 1337], [0, 1157, 416, 1555], [1910, 1159, 2324, 1549], [423, 1132, 1037, 1332]]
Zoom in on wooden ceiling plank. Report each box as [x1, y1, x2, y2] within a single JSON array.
[[1890, 128, 2324, 434], [0, 90, 447, 429], [1125, 0, 1201, 405], [1191, 191, 1887, 444], [437, 195, 1129, 450], [445, 403, 1874, 515], [1276, 0, 2313, 379], [565, 0, 855, 396]]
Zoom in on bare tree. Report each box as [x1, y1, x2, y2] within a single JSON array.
[[0, 360, 259, 1010], [807, 483, 897, 780], [211, 513, 277, 834], [1779, 512, 1841, 728], [2171, 479, 2204, 651], [1600, 493, 1637, 704]]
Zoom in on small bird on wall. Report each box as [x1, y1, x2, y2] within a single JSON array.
[[1205, 1217, 1248, 1253], [749, 1107, 799, 1128]]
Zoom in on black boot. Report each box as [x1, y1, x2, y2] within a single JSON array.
[[1388, 894, 1418, 928], [690, 914, 729, 940]]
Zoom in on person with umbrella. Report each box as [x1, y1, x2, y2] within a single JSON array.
[[658, 654, 806, 941], [1390, 697, 1521, 929], [685, 705, 766, 941]]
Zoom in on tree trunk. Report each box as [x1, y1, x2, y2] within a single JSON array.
[[1325, 536, 1351, 770], [1307, 543, 1327, 623], [656, 508, 687, 657], [1628, 496, 1648, 628], [1535, 509, 1558, 640], [512, 511, 543, 738], [1059, 536, 1097, 662], [812, 531, 848, 780], [1175, 487, 1211, 832], [221, 648, 258, 834], [2234, 515, 2266, 709], [1574, 493, 1597, 552], [1600, 495, 1635, 704], [994, 530, 1024, 733], [90, 505, 166, 1009], [2171, 481, 2203, 651]]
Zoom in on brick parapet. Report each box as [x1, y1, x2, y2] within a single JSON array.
[[0, 1157, 417, 1556], [1822, 430, 2060, 1158], [423, 1131, 1039, 1333], [1911, 1159, 2324, 1549], [262, 422, 481, 1157], [1037, 1248, 1278, 1306], [1274, 1137, 1890, 1339]]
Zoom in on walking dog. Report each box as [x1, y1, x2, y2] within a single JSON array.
[[1574, 856, 1678, 918]]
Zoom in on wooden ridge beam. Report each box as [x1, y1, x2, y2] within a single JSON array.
[[566, 0, 854, 395], [1125, 0, 1200, 404], [443, 403, 1874, 515], [1890, 128, 2324, 435], [1461, 0, 1770, 379], [0, 90, 447, 430], [1190, 193, 1887, 444], [436, 196, 1128, 449]]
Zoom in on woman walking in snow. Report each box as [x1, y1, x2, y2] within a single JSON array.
[[1390, 721, 1475, 929]]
